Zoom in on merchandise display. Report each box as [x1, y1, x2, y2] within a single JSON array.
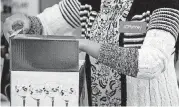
[[10, 35, 80, 106]]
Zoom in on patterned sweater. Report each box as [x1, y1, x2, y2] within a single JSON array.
[[28, 0, 179, 106]]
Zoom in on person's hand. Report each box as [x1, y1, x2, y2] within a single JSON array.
[[131, 11, 150, 22], [77, 38, 101, 59], [3, 14, 31, 42], [124, 11, 151, 37], [78, 11, 151, 56]]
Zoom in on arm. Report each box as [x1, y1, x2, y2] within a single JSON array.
[[28, 0, 81, 35], [30, 0, 102, 36], [80, 8, 179, 80]]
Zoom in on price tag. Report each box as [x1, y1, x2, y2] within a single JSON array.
[[119, 21, 147, 33]]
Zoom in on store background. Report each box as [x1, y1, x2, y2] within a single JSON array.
[[1, 0, 179, 105]]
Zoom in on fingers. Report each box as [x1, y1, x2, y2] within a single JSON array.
[[11, 14, 31, 33], [143, 11, 150, 18], [132, 18, 147, 23], [124, 33, 144, 36], [123, 18, 148, 36], [3, 14, 31, 42], [132, 11, 150, 21], [123, 19, 147, 36], [12, 20, 24, 31], [131, 15, 143, 21], [121, 11, 150, 37], [125, 12, 150, 36], [132, 16, 150, 22], [145, 17, 150, 23]]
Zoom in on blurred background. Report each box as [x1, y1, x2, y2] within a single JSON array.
[[1, 0, 179, 105], [1, 0, 63, 22]]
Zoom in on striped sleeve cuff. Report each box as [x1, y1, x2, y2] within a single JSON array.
[[97, 44, 139, 77], [148, 8, 179, 41], [59, 0, 100, 37], [59, 0, 81, 28]]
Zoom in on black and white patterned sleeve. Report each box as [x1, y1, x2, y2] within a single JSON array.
[[59, 0, 81, 28], [34, 0, 101, 36], [97, 8, 179, 79]]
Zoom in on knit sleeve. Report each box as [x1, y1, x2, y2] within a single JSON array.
[[28, 0, 101, 36], [97, 8, 179, 79], [36, 0, 81, 35]]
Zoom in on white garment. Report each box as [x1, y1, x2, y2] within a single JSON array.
[[37, 2, 179, 106], [37, 4, 81, 37]]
